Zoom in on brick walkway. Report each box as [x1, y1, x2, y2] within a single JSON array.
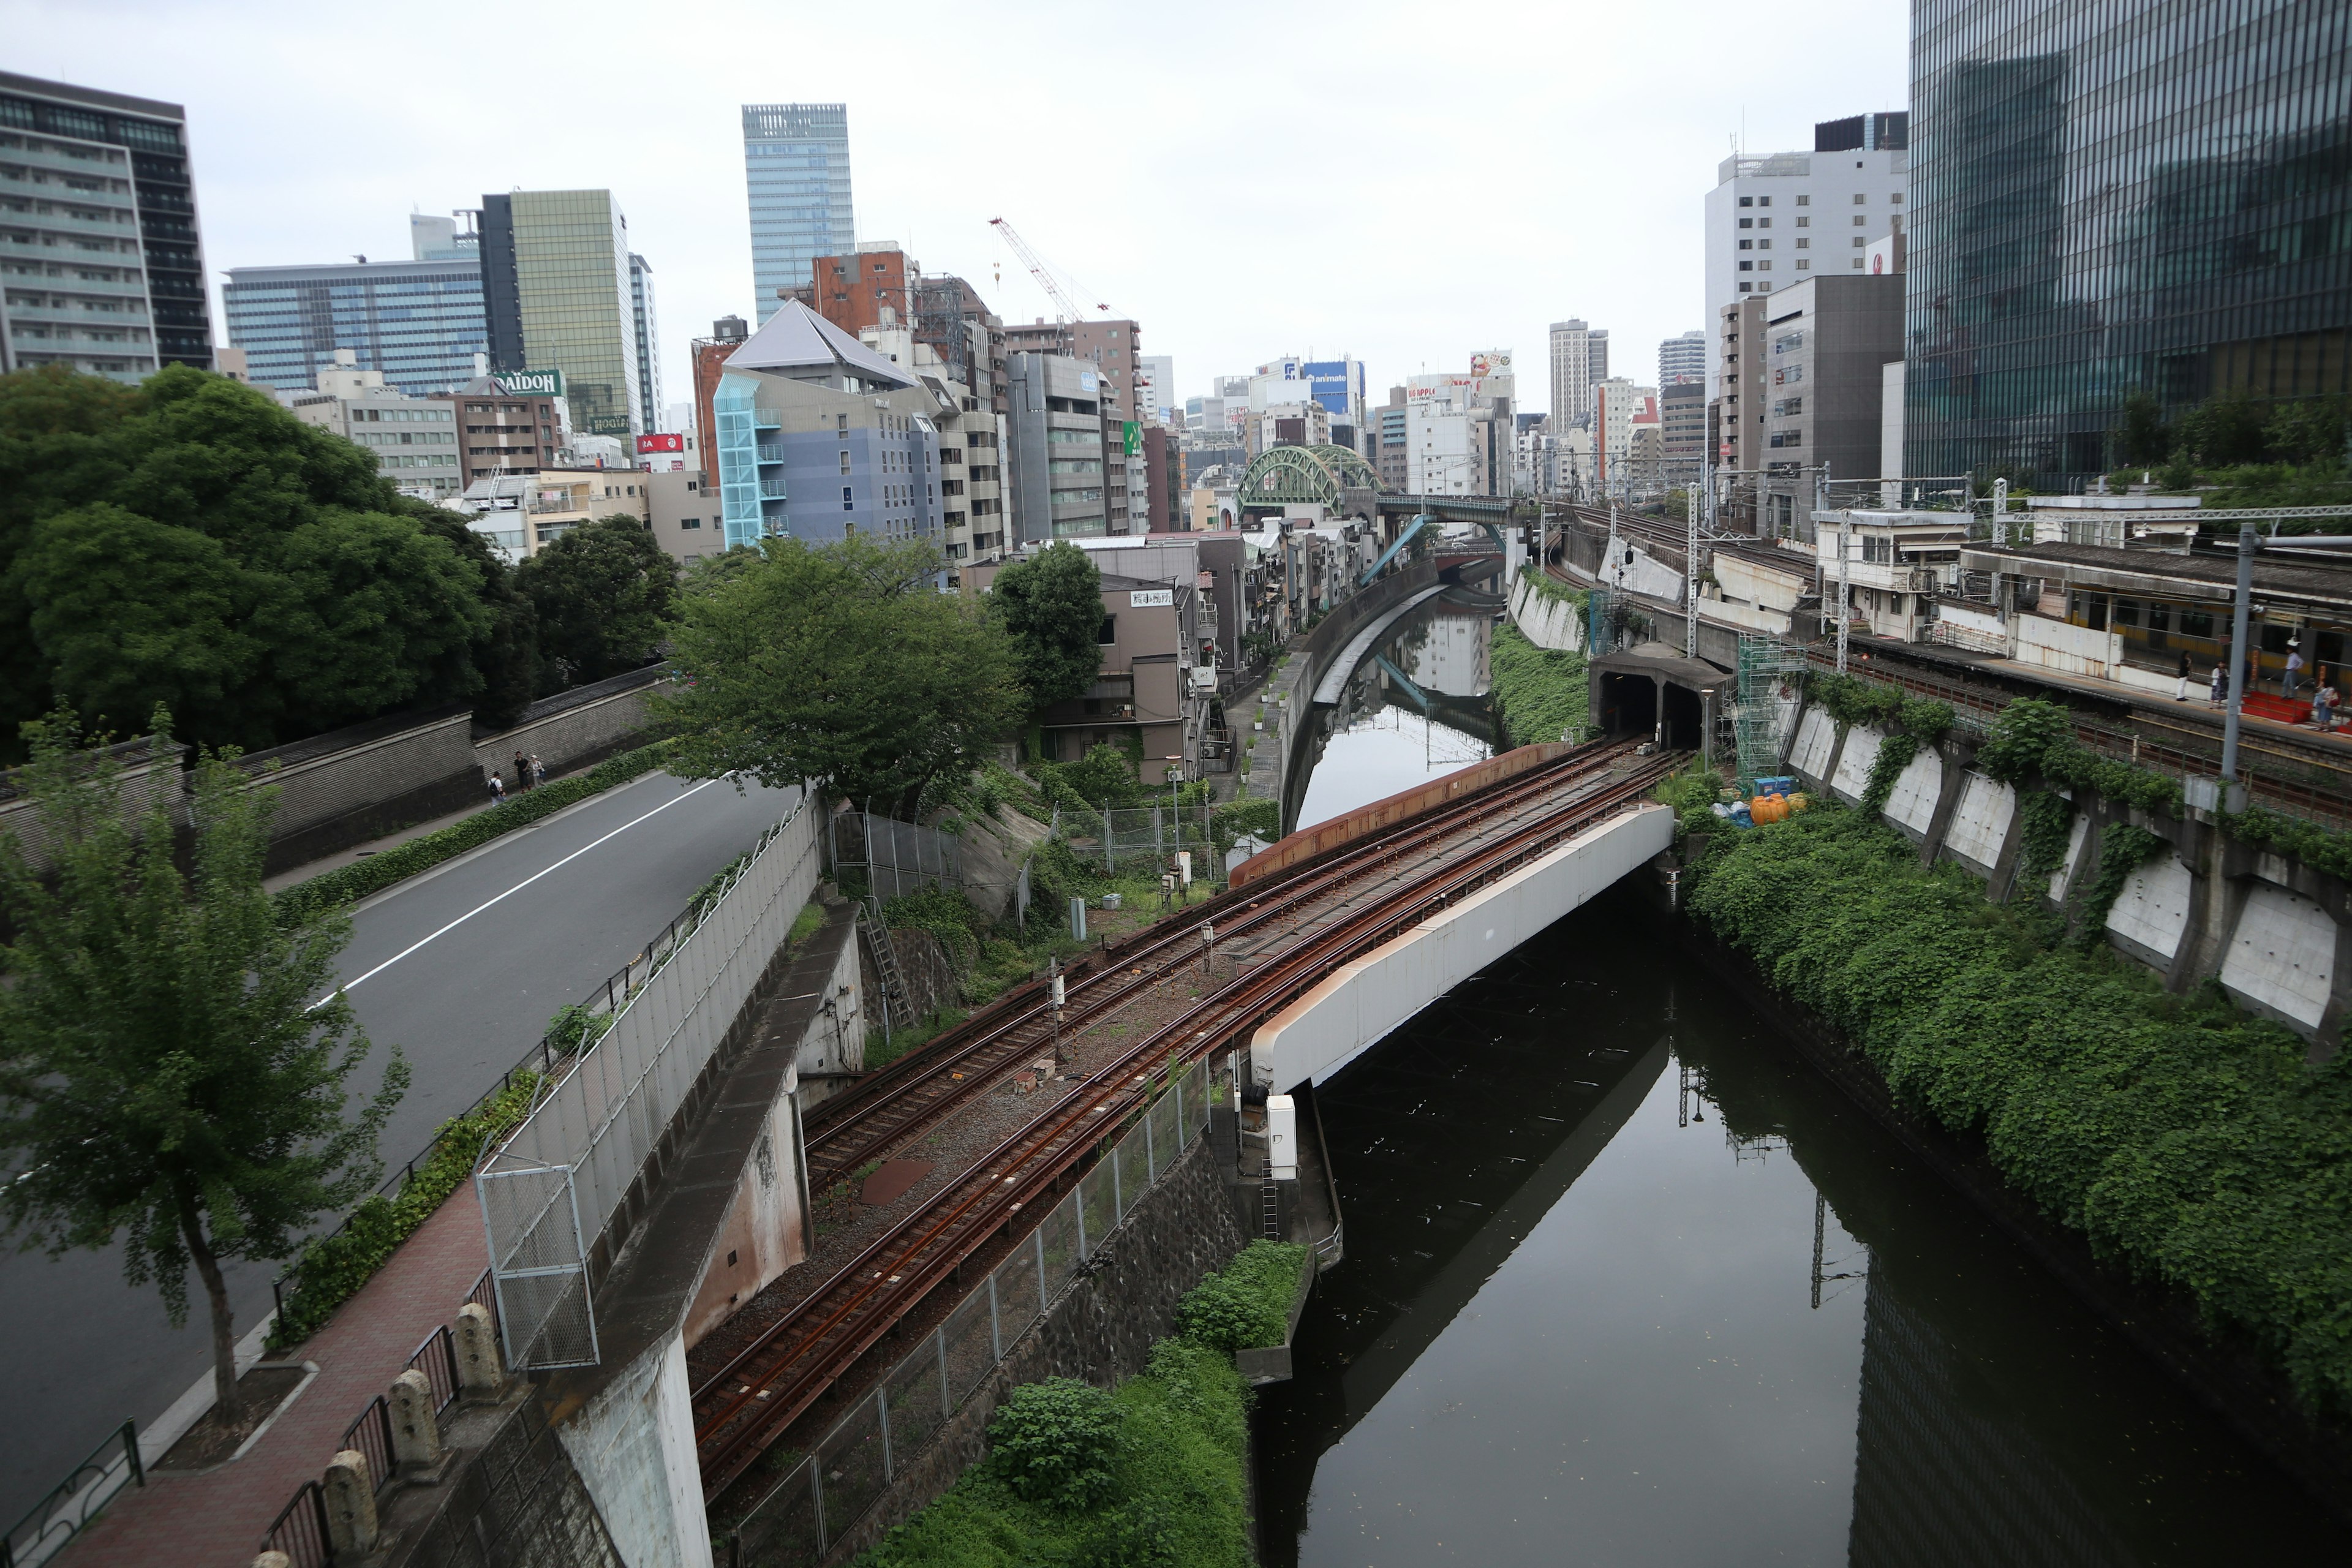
[[65, 1191, 490, 1568]]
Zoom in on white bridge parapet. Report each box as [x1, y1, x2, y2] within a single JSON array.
[[1250, 804, 1673, 1092]]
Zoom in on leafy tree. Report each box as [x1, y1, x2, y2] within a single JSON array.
[[2171, 390, 2271, 467], [654, 536, 1022, 810], [0, 364, 499, 758], [516, 513, 679, 692], [2263, 396, 2351, 466], [404, 500, 538, 729], [989, 541, 1104, 709], [2117, 390, 2171, 466], [0, 711, 406, 1425]]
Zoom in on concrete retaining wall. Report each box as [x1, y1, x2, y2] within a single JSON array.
[[1507, 575, 1586, 652], [1768, 691, 2352, 1051], [557, 1334, 713, 1568], [475, 666, 665, 783], [1250, 805, 1675, 1091]]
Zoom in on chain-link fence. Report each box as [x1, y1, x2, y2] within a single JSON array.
[[727, 1054, 1224, 1566], [477, 800, 821, 1370], [830, 809, 962, 900]]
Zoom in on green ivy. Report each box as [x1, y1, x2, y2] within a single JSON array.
[[269, 1072, 541, 1348], [1974, 699, 2182, 813], [1172, 1240, 1308, 1352], [1859, 732, 1920, 818], [2221, 805, 2352, 883], [273, 738, 679, 928], [2075, 821, 2168, 943], [1686, 810, 2352, 1417], [1490, 624, 1589, 747], [1520, 572, 1589, 613], [2015, 789, 2076, 889]]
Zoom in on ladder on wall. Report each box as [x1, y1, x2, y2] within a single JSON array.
[[861, 897, 912, 1035]]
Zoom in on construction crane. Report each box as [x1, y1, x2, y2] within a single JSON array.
[[987, 216, 1109, 324]]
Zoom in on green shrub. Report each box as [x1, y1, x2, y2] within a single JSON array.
[[1212, 796, 1279, 846], [1174, 1239, 1307, 1352], [270, 1071, 540, 1347], [273, 738, 679, 927], [1489, 624, 1589, 747], [987, 1378, 1123, 1510], [1687, 809, 2352, 1415]]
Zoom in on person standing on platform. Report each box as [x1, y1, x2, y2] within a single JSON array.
[[2176, 651, 2193, 700]]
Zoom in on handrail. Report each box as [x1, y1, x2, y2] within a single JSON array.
[[2, 1421, 141, 1568], [259, 1481, 330, 1568]]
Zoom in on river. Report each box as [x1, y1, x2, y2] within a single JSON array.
[[1255, 599, 2351, 1565]]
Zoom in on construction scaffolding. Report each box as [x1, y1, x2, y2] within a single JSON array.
[[1733, 634, 1809, 790]]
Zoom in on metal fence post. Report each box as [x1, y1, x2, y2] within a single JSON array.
[[936, 1326, 952, 1419], [1074, 1185, 1088, 1260], [1111, 1142, 1124, 1223], [987, 1273, 1002, 1360], [1144, 1099, 1156, 1183], [875, 1386, 893, 1481], [812, 1453, 827, 1551], [1035, 1219, 1049, 1300]]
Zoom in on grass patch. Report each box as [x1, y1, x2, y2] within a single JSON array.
[[854, 1289, 1262, 1567], [869, 1005, 970, 1071], [273, 738, 679, 927], [1175, 1240, 1307, 1352], [1488, 623, 1589, 747], [788, 901, 826, 948]]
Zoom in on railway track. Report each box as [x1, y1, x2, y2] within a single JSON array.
[[799, 737, 1650, 1193], [693, 746, 1687, 1500]]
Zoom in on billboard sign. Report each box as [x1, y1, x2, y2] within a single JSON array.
[[1129, 589, 1174, 608], [494, 368, 565, 398], [636, 433, 685, 454], [1122, 420, 1140, 456]]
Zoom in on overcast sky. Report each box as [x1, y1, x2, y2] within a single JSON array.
[[11, 0, 1907, 419]]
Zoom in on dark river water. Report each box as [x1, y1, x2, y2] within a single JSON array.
[[1256, 603, 2351, 1566]]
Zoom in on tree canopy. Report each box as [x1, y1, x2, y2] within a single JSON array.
[[516, 513, 679, 691], [988, 541, 1105, 710], [654, 536, 1022, 809], [0, 363, 523, 758], [0, 710, 405, 1422]]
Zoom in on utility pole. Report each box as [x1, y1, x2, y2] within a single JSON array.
[[1836, 510, 1853, 673], [1992, 477, 2010, 546], [1684, 481, 1701, 658]]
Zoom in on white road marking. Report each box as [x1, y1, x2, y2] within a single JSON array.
[[311, 778, 719, 1007]]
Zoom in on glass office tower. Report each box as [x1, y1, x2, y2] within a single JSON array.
[[1906, 0, 2352, 485], [224, 259, 486, 393], [742, 104, 854, 324], [480, 189, 642, 439]]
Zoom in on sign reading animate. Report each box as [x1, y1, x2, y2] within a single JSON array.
[[493, 369, 565, 398]]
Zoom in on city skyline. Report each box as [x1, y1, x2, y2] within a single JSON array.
[[0, 0, 1907, 420]]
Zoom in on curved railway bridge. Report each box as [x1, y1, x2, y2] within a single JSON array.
[[692, 738, 1686, 1504]]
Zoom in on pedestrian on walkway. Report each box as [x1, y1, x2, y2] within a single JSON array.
[[530, 753, 545, 788], [2210, 663, 2227, 707], [2318, 681, 2340, 733], [513, 748, 531, 790], [2285, 640, 2305, 699], [488, 771, 507, 803], [2176, 650, 2193, 700]]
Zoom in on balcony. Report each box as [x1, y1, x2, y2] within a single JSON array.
[[760, 477, 788, 499], [756, 443, 785, 464]]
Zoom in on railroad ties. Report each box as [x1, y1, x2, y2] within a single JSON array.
[[692, 739, 1689, 1501]]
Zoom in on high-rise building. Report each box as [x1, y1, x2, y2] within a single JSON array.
[[630, 253, 662, 434], [1586, 330, 1609, 388], [1761, 273, 1904, 481], [280, 350, 464, 497], [811, 244, 914, 336], [1704, 115, 1909, 396], [1007, 351, 1114, 540], [0, 72, 211, 378], [1139, 355, 1175, 422], [224, 254, 486, 395], [1660, 382, 1706, 486], [1659, 330, 1706, 387], [480, 189, 644, 439], [410, 213, 477, 262], [1548, 320, 1599, 424], [742, 103, 854, 325], [1907, 1, 2352, 485], [1593, 379, 1659, 497]]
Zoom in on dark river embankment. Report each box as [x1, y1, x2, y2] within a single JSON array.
[[1256, 601, 2351, 1566]]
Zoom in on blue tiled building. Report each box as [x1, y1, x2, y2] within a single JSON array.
[[223, 258, 486, 396]]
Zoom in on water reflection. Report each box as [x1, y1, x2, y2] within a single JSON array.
[[1253, 889, 2350, 1566], [1293, 592, 1498, 831]]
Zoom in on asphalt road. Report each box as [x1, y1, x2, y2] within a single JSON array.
[[2, 771, 799, 1529]]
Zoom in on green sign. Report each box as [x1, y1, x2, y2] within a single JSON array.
[[494, 368, 565, 398], [1123, 420, 1140, 456]]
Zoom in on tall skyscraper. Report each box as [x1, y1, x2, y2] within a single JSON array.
[[0, 71, 212, 378], [480, 189, 644, 438], [1908, 0, 2352, 484], [224, 256, 486, 395], [1658, 330, 1706, 387], [630, 253, 662, 432], [1548, 320, 1601, 423], [742, 104, 854, 325], [1703, 114, 1908, 394]]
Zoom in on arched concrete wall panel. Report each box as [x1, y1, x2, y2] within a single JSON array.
[[2220, 884, 2337, 1032], [1789, 707, 1837, 788], [1943, 774, 2016, 873], [1250, 806, 1673, 1093], [1831, 726, 1884, 806], [1884, 748, 1943, 837], [2105, 852, 2195, 966], [2049, 810, 2090, 902]]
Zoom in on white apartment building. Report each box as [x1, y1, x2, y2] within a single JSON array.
[[1549, 320, 1600, 424], [1703, 114, 1908, 397], [1659, 330, 1706, 387], [282, 350, 464, 497], [1593, 379, 1659, 499]]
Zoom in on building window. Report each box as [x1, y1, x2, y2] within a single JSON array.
[[1739, 196, 1752, 208], [837, 413, 849, 435], [1795, 195, 1809, 206], [1758, 196, 1771, 206], [679, 517, 702, 529], [1758, 217, 1771, 228], [1795, 216, 1810, 228], [1890, 192, 1902, 203], [839, 451, 850, 472], [1853, 236, 1868, 247], [1853, 194, 1867, 205], [1739, 217, 1754, 230], [1739, 239, 1753, 251], [1853, 216, 1868, 227], [1853, 258, 1866, 268], [1758, 239, 1771, 250]]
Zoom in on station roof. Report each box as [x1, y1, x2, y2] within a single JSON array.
[[1959, 541, 2352, 612]]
